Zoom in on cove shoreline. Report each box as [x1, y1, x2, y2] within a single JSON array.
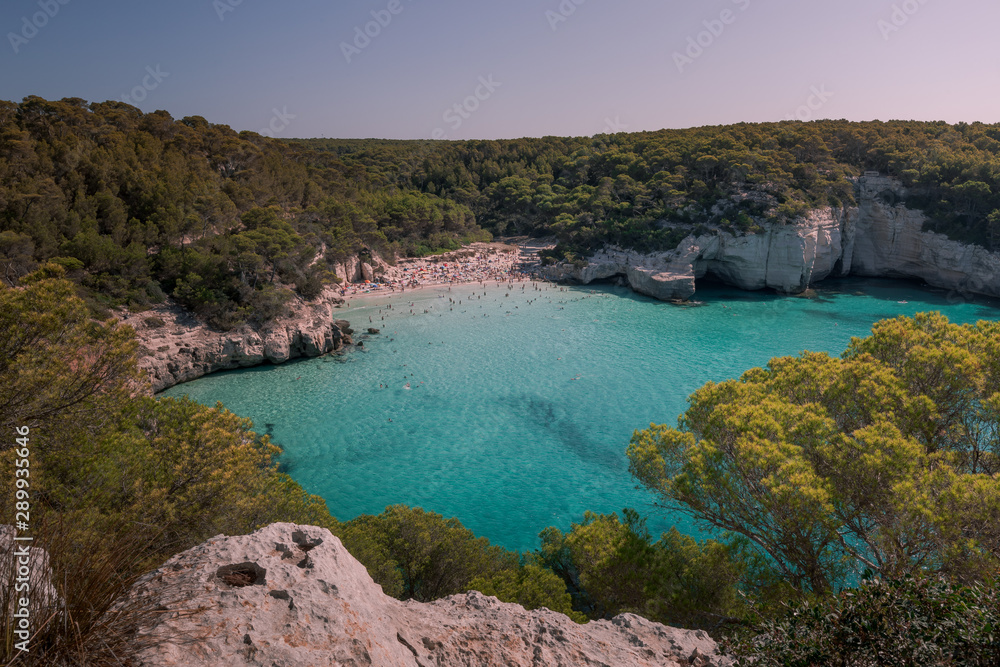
[[158, 273, 1000, 553]]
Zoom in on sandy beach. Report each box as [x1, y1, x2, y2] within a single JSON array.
[[337, 240, 554, 300]]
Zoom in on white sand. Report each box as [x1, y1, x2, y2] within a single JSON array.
[[338, 241, 553, 300]]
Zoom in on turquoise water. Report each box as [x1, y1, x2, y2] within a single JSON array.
[[162, 279, 1000, 553]]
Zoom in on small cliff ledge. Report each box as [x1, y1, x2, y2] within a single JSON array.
[[545, 176, 1000, 301], [127, 523, 730, 667], [128, 289, 353, 393]]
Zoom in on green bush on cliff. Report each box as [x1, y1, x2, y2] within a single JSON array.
[[625, 311, 1000, 658], [538, 509, 746, 630], [0, 269, 336, 562], [468, 560, 585, 622], [337, 505, 582, 620]]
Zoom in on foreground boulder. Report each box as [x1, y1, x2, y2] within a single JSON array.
[[128, 523, 729, 666]]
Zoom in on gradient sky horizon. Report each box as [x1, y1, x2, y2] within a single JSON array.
[[2, 0, 999, 140]]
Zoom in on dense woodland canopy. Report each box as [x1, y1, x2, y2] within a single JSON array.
[[630, 313, 1000, 594], [2, 96, 1000, 327], [299, 118, 1000, 256], [0, 96, 486, 328]]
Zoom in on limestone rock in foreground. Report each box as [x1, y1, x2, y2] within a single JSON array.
[[129, 523, 729, 667]]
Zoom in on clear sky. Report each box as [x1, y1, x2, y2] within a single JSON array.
[[2, 0, 998, 139]]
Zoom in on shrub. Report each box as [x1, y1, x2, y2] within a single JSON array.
[[337, 506, 517, 602], [469, 560, 584, 622], [336, 506, 580, 618], [725, 575, 1000, 666], [539, 509, 746, 629]]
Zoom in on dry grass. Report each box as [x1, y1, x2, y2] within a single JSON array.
[[0, 517, 202, 666]]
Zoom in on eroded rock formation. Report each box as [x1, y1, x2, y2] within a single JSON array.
[[128, 523, 730, 667], [128, 289, 353, 393], [333, 250, 391, 285], [546, 176, 1000, 301]]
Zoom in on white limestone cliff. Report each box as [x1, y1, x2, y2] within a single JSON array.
[[848, 176, 1000, 295], [127, 288, 353, 393], [545, 176, 1000, 301]]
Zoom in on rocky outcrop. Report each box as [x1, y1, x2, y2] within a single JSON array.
[[128, 290, 353, 393], [127, 523, 730, 667], [847, 177, 1000, 295], [546, 176, 1000, 301], [699, 207, 847, 293], [333, 251, 391, 284]]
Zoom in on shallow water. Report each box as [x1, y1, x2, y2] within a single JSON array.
[[162, 278, 1000, 553]]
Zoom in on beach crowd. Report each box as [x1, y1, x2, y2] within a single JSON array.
[[338, 243, 541, 298]]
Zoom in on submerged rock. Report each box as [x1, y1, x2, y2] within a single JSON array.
[[127, 523, 731, 667]]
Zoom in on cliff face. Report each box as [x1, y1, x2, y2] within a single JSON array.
[[332, 249, 391, 285], [546, 176, 1000, 301], [847, 177, 1000, 295], [129, 289, 353, 393], [127, 523, 730, 667]]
